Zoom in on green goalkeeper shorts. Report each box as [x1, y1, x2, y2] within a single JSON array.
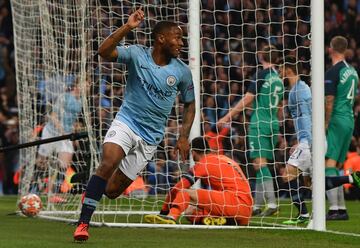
[[248, 127, 278, 161], [326, 117, 354, 163]]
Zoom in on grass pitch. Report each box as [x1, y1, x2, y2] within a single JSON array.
[[1, 195, 360, 248]]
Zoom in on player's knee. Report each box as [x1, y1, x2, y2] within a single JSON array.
[[105, 192, 120, 200], [253, 158, 267, 171], [253, 163, 264, 171], [282, 174, 292, 183], [282, 170, 298, 182], [182, 189, 197, 203], [96, 160, 117, 179], [105, 188, 120, 199], [282, 165, 299, 182]]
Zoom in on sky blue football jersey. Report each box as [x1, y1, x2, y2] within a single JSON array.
[[48, 92, 82, 134], [114, 45, 195, 145], [288, 80, 312, 144]]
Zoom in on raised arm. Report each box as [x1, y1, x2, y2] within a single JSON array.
[[175, 100, 195, 162], [98, 7, 144, 61], [218, 92, 255, 126]]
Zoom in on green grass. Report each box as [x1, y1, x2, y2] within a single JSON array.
[[1, 195, 360, 248]]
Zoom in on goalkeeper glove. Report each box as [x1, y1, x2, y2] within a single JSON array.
[[159, 209, 169, 215]]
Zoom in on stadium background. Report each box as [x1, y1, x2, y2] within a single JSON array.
[[0, 0, 359, 199]]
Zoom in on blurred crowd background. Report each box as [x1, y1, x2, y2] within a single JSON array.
[[0, 0, 359, 198]]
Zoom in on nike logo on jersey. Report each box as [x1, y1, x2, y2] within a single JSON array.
[[140, 64, 150, 70]]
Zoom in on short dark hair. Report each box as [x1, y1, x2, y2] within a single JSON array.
[[191, 137, 210, 154], [330, 36, 348, 54], [152, 21, 178, 40], [279, 55, 302, 74], [261, 45, 278, 64]]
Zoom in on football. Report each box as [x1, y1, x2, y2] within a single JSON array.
[[18, 193, 43, 217]]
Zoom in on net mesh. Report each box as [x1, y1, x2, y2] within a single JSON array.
[[12, 0, 311, 227]]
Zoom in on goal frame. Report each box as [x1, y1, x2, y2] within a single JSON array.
[[11, 0, 326, 231], [310, 0, 325, 231]]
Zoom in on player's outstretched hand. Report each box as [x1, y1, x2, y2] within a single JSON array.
[[217, 114, 230, 129], [127, 6, 144, 29], [174, 136, 190, 163]]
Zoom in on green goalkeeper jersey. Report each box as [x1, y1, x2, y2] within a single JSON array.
[[247, 67, 284, 133], [325, 60, 359, 120]]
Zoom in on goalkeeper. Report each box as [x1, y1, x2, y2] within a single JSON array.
[[144, 137, 253, 226], [279, 56, 360, 225]]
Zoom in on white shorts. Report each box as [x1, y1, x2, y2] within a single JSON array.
[[38, 125, 74, 157], [287, 142, 312, 174], [103, 120, 157, 180]]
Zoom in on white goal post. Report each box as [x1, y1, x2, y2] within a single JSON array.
[[310, 0, 325, 231], [11, 0, 325, 230]]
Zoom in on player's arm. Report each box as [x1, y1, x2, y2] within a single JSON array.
[[48, 111, 64, 133], [219, 124, 230, 136], [325, 95, 334, 130], [160, 174, 194, 215], [175, 67, 196, 162], [98, 7, 144, 61], [161, 164, 205, 215], [218, 92, 255, 126], [324, 70, 337, 131], [298, 98, 312, 120], [179, 100, 196, 139], [48, 98, 64, 133], [175, 100, 195, 162], [277, 99, 285, 123]]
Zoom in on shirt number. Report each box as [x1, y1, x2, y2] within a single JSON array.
[[270, 86, 282, 108], [347, 79, 356, 105]]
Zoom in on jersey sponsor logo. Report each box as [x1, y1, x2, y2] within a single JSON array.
[[107, 130, 116, 138], [166, 75, 176, 86], [137, 75, 173, 100]]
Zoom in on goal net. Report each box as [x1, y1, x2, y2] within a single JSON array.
[[12, 0, 312, 228]]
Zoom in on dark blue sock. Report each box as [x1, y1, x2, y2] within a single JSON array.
[[289, 178, 308, 216], [325, 176, 350, 190], [79, 175, 107, 224]]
